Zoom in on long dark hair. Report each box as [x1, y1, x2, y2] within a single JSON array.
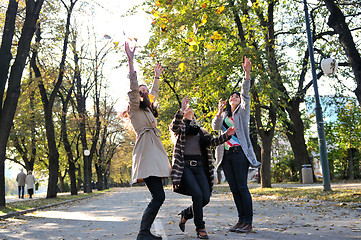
[[139, 90, 158, 118], [121, 85, 158, 118], [224, 91, 241, 117]]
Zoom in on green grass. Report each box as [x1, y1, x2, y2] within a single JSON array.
[[213, 183, 361, 204], [0, 190, 108, 215]]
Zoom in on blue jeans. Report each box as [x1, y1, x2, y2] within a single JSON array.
[[221, 147, 253, 224], [18, 186, 24, 198], [181, 165, 210, 229]]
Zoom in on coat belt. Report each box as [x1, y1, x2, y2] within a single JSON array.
[[138, 127, 161, 137]]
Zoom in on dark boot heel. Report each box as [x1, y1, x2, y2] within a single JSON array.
[[178, 210, 187, 232]]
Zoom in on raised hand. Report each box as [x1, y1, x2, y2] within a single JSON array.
[[154, 63, 163, 78], [216, 99, 226, 117], [181, 96, 190, 112], [218, 99, 226, 112], [125, 41, 136, 62], [226, 126, 236, 136], [242, 56, 252, 80]]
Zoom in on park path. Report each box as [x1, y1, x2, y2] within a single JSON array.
[[1, 183, 360, 240]]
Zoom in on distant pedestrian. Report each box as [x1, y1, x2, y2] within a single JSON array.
[[212, 56, 261, 233], [25, 170, 36, 199], [16, 169, 26, 199], [124, 42, 171, 240], [170, 97, 236, 239]]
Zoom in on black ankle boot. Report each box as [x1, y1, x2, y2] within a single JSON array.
[[137, 207, 162, 240], [149, 231, 162, 239], [136, 230, 162, 240]]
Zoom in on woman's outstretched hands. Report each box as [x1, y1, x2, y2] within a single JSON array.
[[181, 96, 190, 112], [125, 41, 136, 62], [226, 126, 236, 136], [125, 41, 136, 73], [154, 63, 163, 78], [218, 99, 226, 112], [216, 99, 226, 117], [242, 56, 251, 80]]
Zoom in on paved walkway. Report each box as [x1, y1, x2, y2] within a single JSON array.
[[1, 183, 360, 239]]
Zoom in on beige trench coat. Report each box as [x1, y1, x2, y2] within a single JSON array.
[[128, 72, 171, 184]]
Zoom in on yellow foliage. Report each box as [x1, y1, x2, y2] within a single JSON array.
[[200, 14, 208, 26], [178, 62, 187, 72], [211, 31, 222, 40], [153, 10, 159, 18], [155, 0, 160, 6], [205, 43, 215, 51], [161, 24, 167, 32], [188, 37, 197, 45], [189, 45, 200, 52], [216, 5, 225, 14], [149, 94, 155, 103]]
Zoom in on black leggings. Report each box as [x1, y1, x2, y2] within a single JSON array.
[[143, 176, 165, 211]]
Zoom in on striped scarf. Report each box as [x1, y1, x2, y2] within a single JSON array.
[[222, 116, 240, 150]]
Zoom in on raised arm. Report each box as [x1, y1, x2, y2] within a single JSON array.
[[170, 97, 189, 133], [240, 56, 251, 107], [212, 99, 226, 130], [125, 42, 140, 110], [243, 56, 251, 81], [150, 63, 164, 100], [125, 41, 135, 74]]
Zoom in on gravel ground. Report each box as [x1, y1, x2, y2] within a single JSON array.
[[1, 183, 360, 240]]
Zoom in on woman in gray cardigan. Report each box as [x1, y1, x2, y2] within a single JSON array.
[[212, 56, 261, 233]]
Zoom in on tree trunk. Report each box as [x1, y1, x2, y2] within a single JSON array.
[[347, 148, 358, 180], [323, 0, 361, 106], [0, 0, 44, 206], [30, 24, 59, 198], [72, 38, 92, 193], [0, 0, 18, 104], [60, 86, 77, 195], [43, 109, 59, 197], [285, 99, 312, 181], [250, 111, 261, 163], [76, 163, 82, 191], [253, 89, 276, 188], [95, 163, 104, 191], [33, 0, 76, 198], [260, 135, 273, 188], [58, 172, 64, 193], [104, 172, 109, 189]]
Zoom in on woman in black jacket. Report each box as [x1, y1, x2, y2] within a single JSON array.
[[170, 97, 236, 239]]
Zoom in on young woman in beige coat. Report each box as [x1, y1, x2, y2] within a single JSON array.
[[125, 42, 171, 240]]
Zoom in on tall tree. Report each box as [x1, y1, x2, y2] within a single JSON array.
[[0, 0, 44, 206], [95, 103, 122, 190], [59, 83, 78, 195], [31, 0, 78, 198], [74, 33, 111, 193], [323, 0, 361, 106]]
